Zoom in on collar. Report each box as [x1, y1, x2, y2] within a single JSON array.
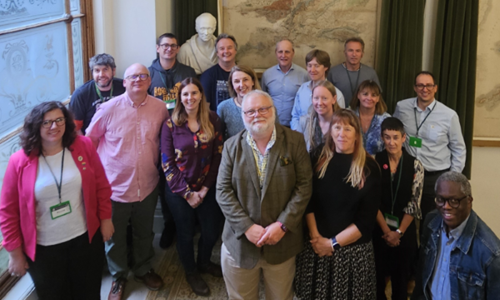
[[342, 62, 362, 71], [125, 92, 149, 108], [429, 210, 477, 254], [413, 98, 437, 112], [276, 63, 294, 74], [246, 127, 277, 153], [442, 214, 470, 241]]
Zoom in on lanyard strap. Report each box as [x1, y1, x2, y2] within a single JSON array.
[[344, 63, 361, 98], [389, 153, 403, 215], [41, 148, 65, 203], [413, 102, 435, 136], [95, 83, 114, 103]]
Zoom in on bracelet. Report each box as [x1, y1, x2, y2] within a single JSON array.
[[396, 229, 404, 237]]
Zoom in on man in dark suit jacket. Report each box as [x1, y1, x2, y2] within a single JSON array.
[[217, 90, 312, 300]]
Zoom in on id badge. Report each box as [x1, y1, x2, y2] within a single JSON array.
[[409, 136, 422, 148], [50, 201, 72, 220], [384, 213, 400, 229], [165, 99, 176, 110]]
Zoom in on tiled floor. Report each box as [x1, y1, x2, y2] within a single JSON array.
[[100, 234, 166, 300]]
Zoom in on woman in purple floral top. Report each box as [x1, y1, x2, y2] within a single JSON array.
[[160, 77, 224, 296]]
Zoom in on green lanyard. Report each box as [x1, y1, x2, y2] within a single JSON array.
[[42, 148, 65, 204], [95, 83, 114, 103], [389, 153, 403, 215], [413, 101, 435, 136], [344, 63, 361, 98]]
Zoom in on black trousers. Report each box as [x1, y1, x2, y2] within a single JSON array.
[[421, 169, 449, 223], [27, 230, 104, 300], [373, 226, 417, 300]]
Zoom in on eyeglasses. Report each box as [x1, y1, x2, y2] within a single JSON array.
[[160, 43, 178, 50], [42, 117, 66, 128], [125, 74, 149, 81], [415, 84, 436, 90], [243, 106, 273, 117], [435, 195, 469, 209]]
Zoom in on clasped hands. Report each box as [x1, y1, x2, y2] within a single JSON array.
[[382, 230, 400, 247], [245, 222, 286, 247], [309, 233, 334, 257], [187, 187, 209, 208]]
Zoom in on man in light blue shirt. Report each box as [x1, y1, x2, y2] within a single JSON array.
[[412, 171, 500, 300], [393, 71, 466, 221], [261, 39, 309, 127]]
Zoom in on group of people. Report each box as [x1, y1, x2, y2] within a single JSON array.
[[0, 13, 499, 300]]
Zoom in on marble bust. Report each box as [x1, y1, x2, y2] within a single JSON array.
[[178, 13, 218, 74]]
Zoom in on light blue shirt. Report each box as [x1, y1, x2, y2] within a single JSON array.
[[290, 81, 346, 131], [261, 64, 309, 127], [430, 215, 470, 300], [393, 97, 466, 172]]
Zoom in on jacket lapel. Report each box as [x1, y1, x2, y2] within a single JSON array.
[[260, 126, 283, 199], [241, 133, 262, 199]]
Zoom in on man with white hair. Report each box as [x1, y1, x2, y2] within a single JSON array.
[[217, 90, 312, 300], [178, 13, 218, 74]]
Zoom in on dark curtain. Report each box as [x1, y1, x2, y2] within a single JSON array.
[[376, 0, 425, 114], [432, 0, 478, 178], [174, 0, 218, 46]]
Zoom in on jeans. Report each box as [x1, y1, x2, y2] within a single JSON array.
[[165, 183, 223, 273]]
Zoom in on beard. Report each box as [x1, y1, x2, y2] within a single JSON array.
[[244, 115, 275, 136], [96, 77, 113, 89]]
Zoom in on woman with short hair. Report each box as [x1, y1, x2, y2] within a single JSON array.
[[291, 49, 345, 130]]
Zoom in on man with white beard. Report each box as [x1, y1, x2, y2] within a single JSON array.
[[216, 90, 312, 300]]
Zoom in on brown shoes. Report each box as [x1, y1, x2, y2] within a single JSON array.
[[186, 272, 210, 297], [134, 269, 164, 291], [108, 278, 127, 300]]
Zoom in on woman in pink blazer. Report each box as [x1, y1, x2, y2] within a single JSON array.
[[0, 101, 113, 300]]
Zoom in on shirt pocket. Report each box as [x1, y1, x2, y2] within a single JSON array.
[[427, 124, 446, 143], [457, 269, 485, 300]]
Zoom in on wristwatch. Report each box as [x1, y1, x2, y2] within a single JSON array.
[[331, 237, 341, 252], [396, 229, 404, 237], [278, 221, 288, 233]]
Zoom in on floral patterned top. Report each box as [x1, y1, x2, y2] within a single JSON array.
[[354, 109, 391, 155], [161, 111, 223, 199]]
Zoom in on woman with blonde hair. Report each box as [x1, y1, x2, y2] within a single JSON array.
[[350, 80, 390, 155], [297, 80, 341, 152], [295, 109, 381, 300], [161, 77, 224, 296], [217, 65, 261, 140]]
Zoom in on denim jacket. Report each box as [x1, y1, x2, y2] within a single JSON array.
[[412, 210, 500, 300]]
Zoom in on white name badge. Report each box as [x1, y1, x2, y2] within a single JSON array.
[[50, 201, 72, 220]]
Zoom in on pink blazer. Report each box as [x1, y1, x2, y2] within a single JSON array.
[[0, 135, 112, 261]]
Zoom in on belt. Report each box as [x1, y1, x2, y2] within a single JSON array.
[[424, 168, 450, 176]]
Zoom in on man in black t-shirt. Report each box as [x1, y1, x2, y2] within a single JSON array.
[[69, 53, 125, 134]]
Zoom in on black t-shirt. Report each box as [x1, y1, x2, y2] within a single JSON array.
[[69, 78, 125, 134], [200, 64, 230, 111]]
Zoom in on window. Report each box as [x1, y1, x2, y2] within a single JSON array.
[[0, 0, 94, 295]]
